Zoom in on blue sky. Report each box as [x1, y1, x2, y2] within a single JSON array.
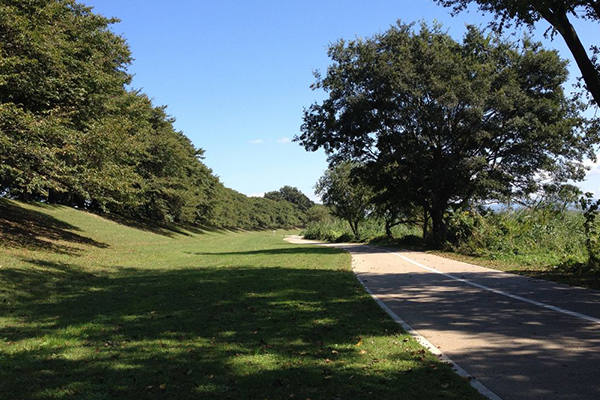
[[85, 0, 598, 201]]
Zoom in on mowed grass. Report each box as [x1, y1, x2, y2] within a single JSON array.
[[0, 200, 484, 400]]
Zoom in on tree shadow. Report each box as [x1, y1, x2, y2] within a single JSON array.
[[0, 199, 108, 254], [189, 246, 345, 257], [505, 268, 600, 291], [357, 269, 600, 399], [0, 260, 481, 400], [100, 212, 199, 238], [99, 212, 254, 238]]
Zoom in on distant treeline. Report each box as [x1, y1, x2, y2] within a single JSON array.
[[0, 0, 307, 229]]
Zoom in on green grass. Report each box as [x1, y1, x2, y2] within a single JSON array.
[[0, 199, 483, 400]]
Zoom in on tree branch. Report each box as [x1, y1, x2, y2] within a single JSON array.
[[538, 5, 600, 106]]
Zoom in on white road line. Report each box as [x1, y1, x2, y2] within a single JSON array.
[[354, 270, 503, 400], [385, 250, 600, 325]]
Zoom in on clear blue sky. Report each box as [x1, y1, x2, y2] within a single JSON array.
[[85, 0, 598, 201]]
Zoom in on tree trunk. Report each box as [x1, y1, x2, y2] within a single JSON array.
[[348, 219, 359, 239], [422, 208, 429, 241], [430, 201, 447, 247], [540, 6, 600, 106], [385, 220, 393, 238]]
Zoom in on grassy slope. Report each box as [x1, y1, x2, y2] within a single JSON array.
[[0, 199, 483, 400]]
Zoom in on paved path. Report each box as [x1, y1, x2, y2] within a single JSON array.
[[285, 236, 600, 400]]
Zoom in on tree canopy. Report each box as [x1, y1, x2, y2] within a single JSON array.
[[264, 186, 315, 213], [434, 0, 600, 106], [298, 22, 597, 243], [315, 162, 373, 238], [0, 0, 304, 230]]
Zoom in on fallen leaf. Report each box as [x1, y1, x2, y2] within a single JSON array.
[[159, 383, 166, 390], [359, 350, 367, 354]]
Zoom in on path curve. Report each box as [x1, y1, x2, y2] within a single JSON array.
[[285, 236, 600, 400]]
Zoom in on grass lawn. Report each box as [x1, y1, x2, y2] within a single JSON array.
[[0, 199, 484, 399]]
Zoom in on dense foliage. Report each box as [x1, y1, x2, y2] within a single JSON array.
[[0, 0, 304, 229], [298, 22, 597, 244], [303, 217, 421, 244], [210, 187, 305, 229], [434, 0, 600, 106], [315, 162, 373, 238], [264, 185, 314, 213], [447, 207, 587, 266]]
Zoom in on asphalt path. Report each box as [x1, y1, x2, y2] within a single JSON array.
[[285, 236, 600, 400]]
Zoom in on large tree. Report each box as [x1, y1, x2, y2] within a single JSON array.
[[264, 186, 314, 212], [315, 162, 373, 239], [297, 23, 596, 244], [0, 0, 132, 201], [434, 0, 600, 106]]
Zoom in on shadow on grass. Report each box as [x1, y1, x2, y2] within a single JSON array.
[[0, 260, 478, 400], [0, 199, 108, 254], [100, 212, 205, 238], [96, 209, 270, 238], [189, 246, 344, 257]]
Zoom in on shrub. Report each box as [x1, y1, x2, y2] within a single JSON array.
[[448, 208, 587, 267], [302, 218, 420, 243]]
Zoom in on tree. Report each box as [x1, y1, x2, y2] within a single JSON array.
[[355, 163, 422, 238], [315, 162, 373, 239], [0, 0, 307, 230], [264, 186, 315, 212], [305, 204, 333, 224], [0, 0, 132, 201], [434, 0, 600, 106], [297, 22, 596, 244], [0, 0, 222, 225]]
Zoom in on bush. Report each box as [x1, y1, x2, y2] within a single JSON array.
[[302, 218, 420, 243], [447, 208, 587, 267]]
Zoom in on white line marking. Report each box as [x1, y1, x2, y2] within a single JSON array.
[[353, 270, 503, 400], [384, 250, 600, 325]]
